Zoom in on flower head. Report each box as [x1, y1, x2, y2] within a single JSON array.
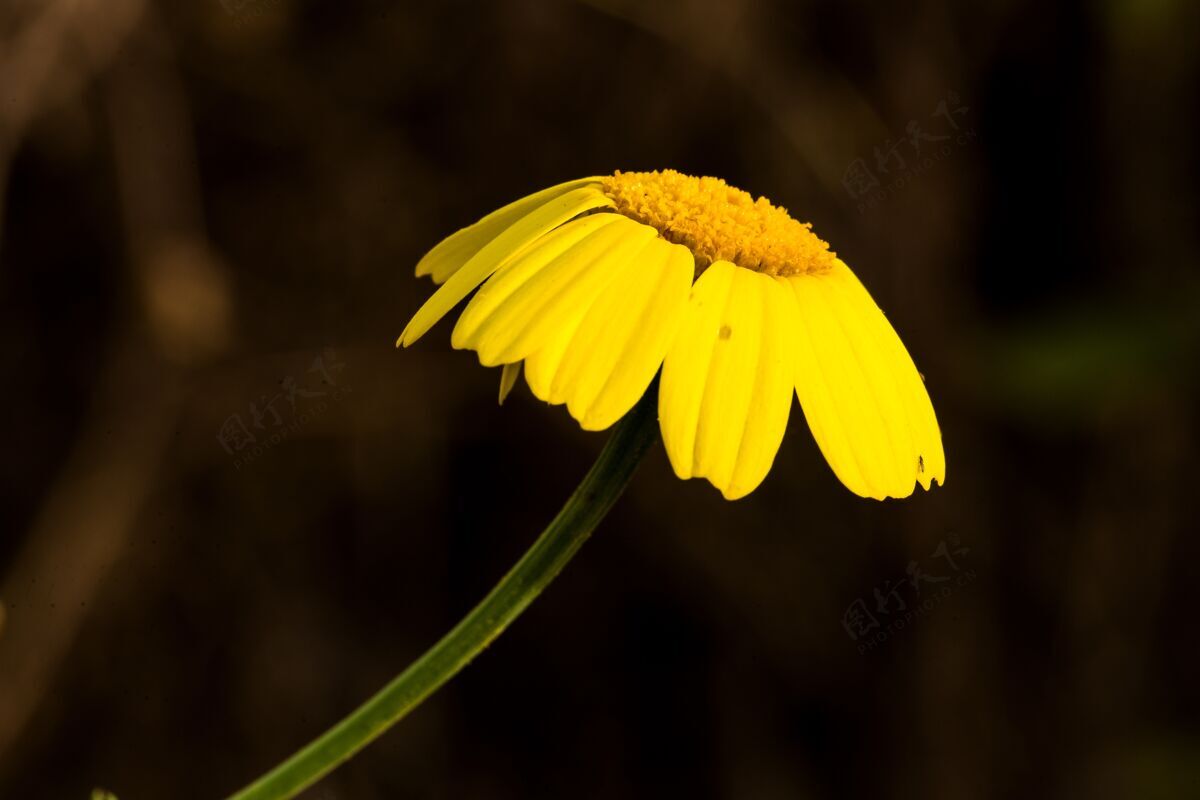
[[599, 170, 837, 276], [400, 170, 944, 500]]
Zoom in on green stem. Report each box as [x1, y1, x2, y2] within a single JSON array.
[[227, 391, 660, 800]]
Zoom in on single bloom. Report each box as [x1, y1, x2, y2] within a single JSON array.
[[399, 170, 945, 501]]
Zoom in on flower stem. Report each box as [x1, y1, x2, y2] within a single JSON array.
[[227, 391, 660, 800]]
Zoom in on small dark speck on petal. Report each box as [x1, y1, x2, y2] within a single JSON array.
[[719, 325, 732, 340]]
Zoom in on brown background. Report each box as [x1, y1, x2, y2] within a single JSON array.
[[2, 0, 1198, 798]]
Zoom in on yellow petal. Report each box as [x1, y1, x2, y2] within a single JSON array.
[[785, 260, 944, 499], [498, 362, 522, 405], [484, 222, 625, 403], [523, 308, 583, 403], [659, 262, 797, 500], [456, 215, 658, 367], [452, 214, 622, 348], [415, 177, 604, 284], [399, 185, 614, 347], [535, 236, 694, 431]]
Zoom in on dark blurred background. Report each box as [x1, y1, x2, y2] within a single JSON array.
[[2, 0, 1198, 798]]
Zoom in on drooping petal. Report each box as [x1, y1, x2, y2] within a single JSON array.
[[453, 215, 658, 367], [451, 214, 622, 347], [415, 177, 605, 284], [785, 260, 944, 500], [523, 310, 582, 406], [529, 235, 694, 431], [398, 185, 614, 347], [497, 362, 522, 405], [659, 261, 797, 500]]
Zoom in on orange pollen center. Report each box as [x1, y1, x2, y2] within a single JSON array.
[[599, 169, 837, 277]]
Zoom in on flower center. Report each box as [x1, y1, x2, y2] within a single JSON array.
[[599, 169, 837, 277]]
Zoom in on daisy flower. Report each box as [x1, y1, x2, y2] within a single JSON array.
[[400, 170, 944, 501], [235, 172, 949, 800]]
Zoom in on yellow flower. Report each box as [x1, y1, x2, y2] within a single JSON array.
[[400, 170, 945, 501]]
